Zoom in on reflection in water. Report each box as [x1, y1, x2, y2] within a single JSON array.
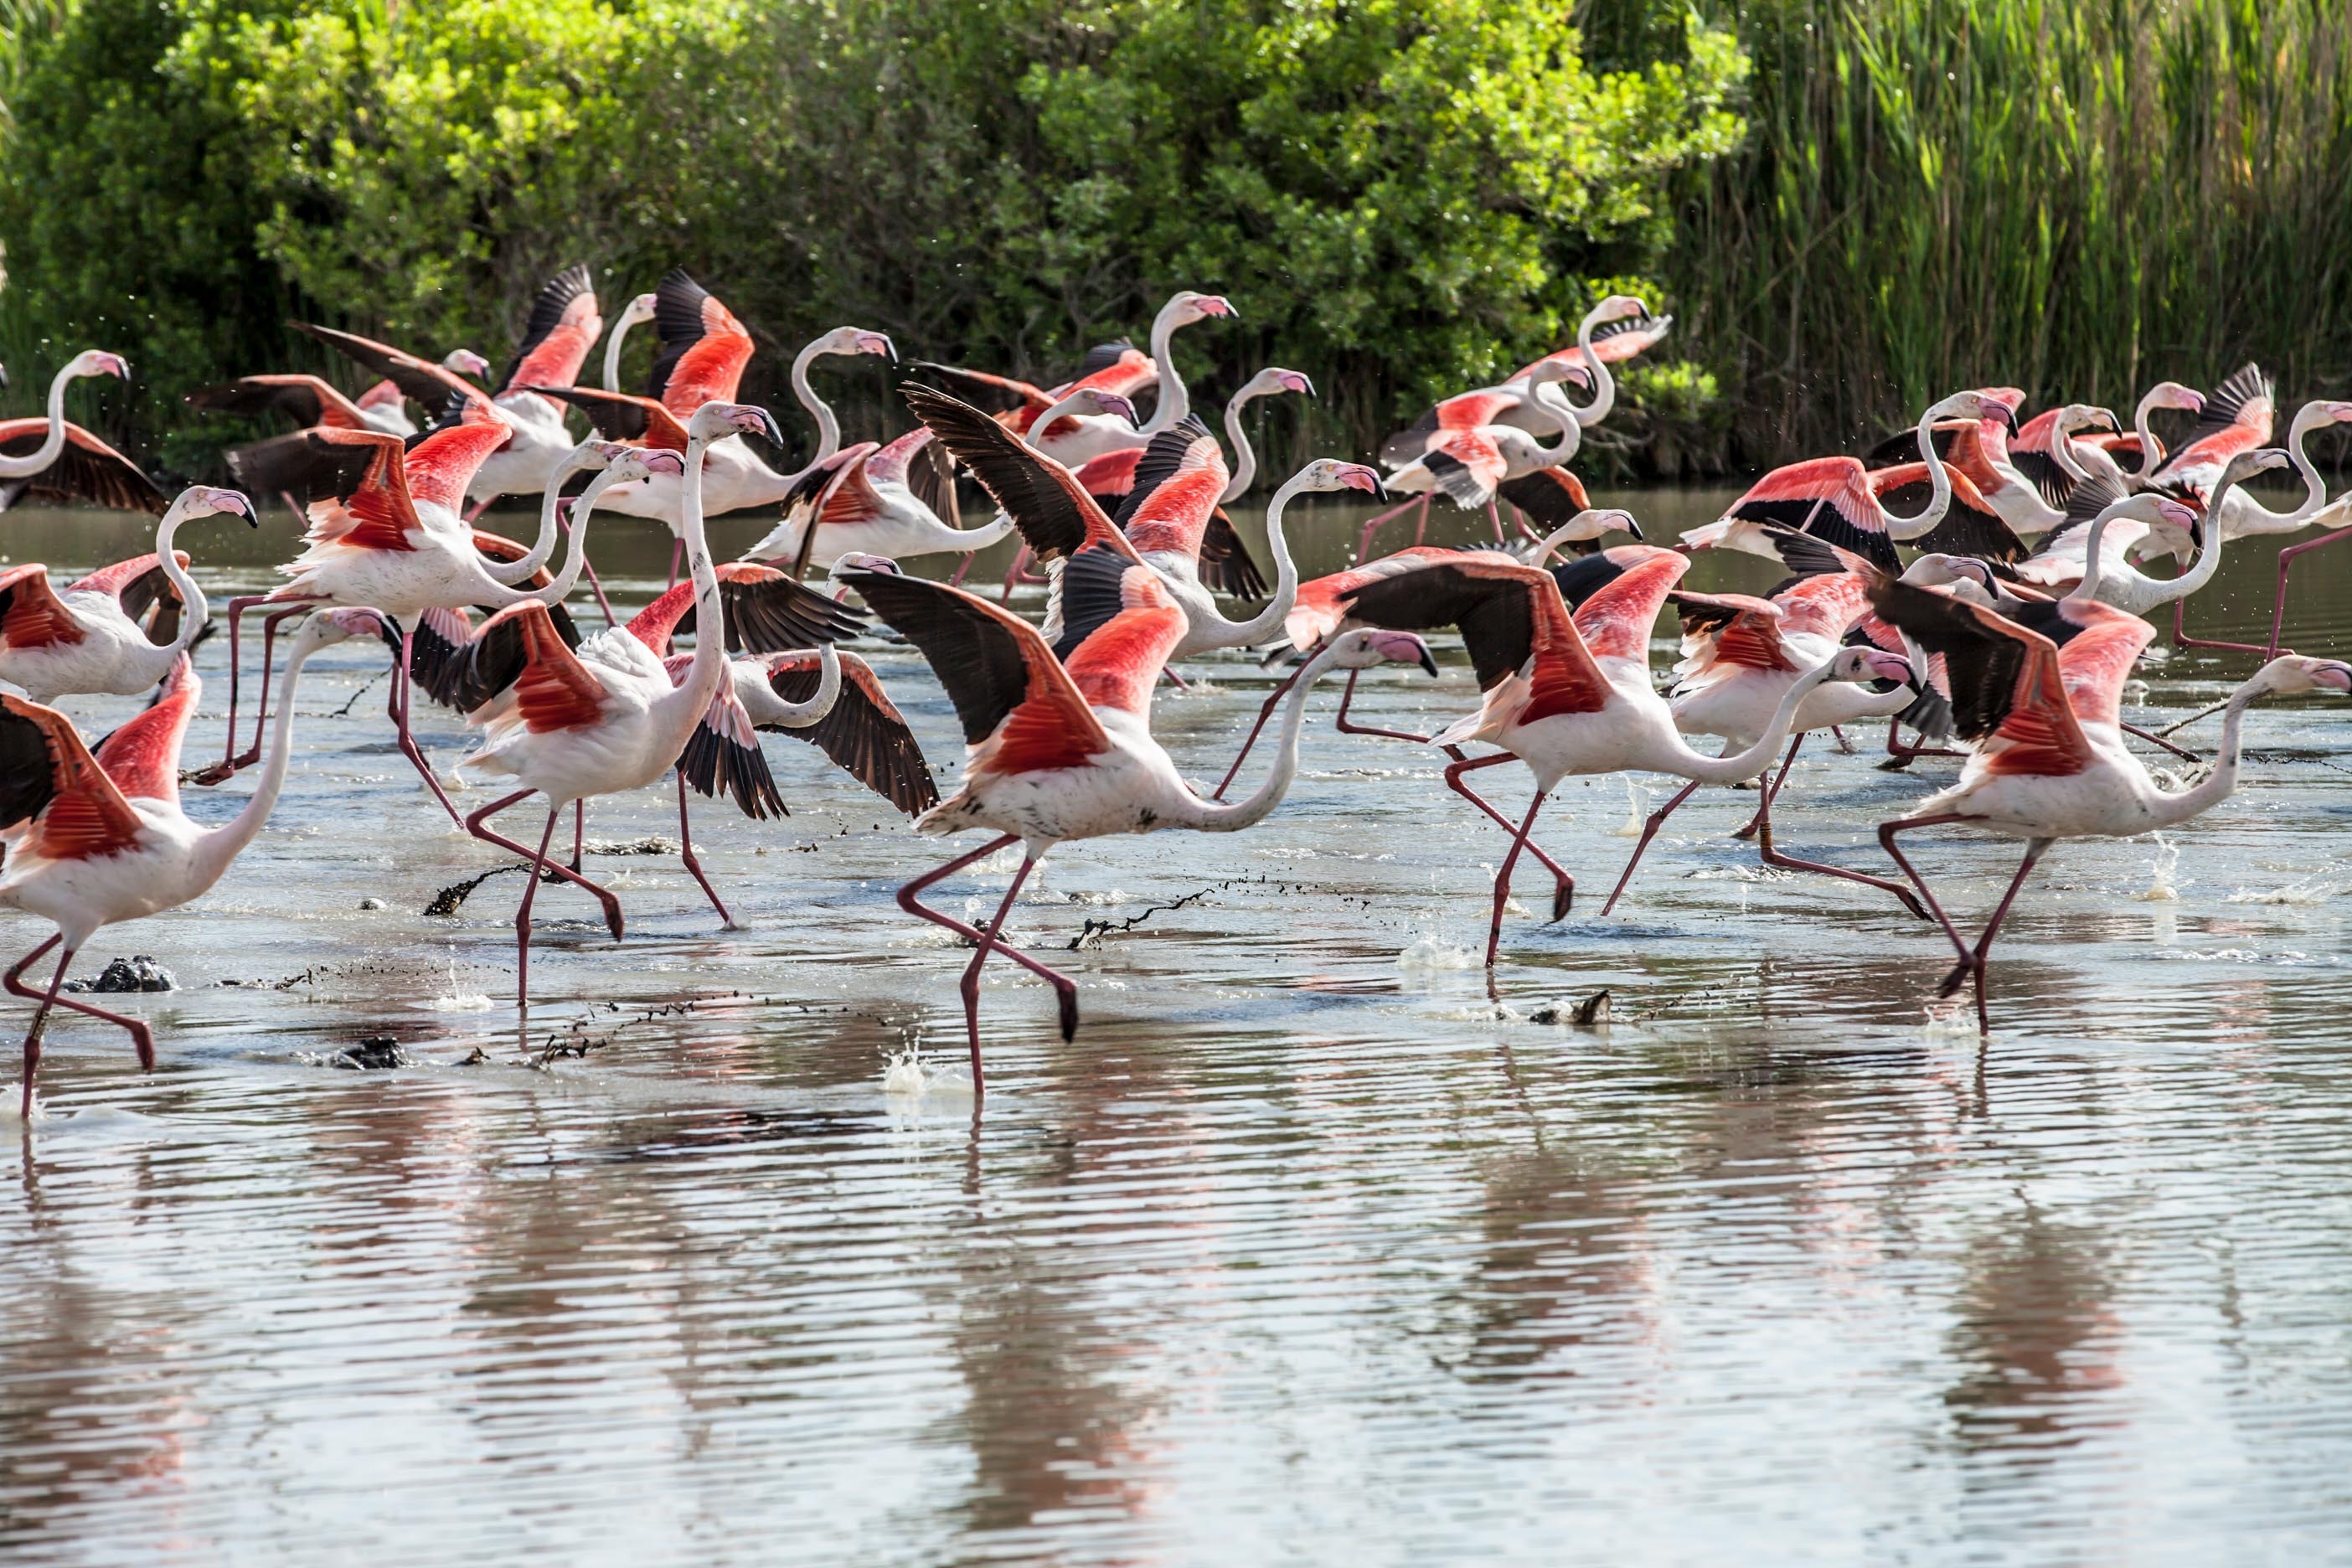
[[0, 490, 2349, 1561]]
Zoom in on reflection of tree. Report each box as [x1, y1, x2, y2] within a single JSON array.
[[1942, 1199, 2122, 1459]]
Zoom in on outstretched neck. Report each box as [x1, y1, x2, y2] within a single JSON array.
[[791, 340, 840, 472], [657, 432, 732, 735], [487, 464, 571, 583], [1141, 301, 1191, 436], [194, 632, 329, 883], [1885, 402, 1956, 538], [2238, 409, 2332, 526], [601, 319, 636, 395], [1669, 666, 1836, 784], [2150, 685, 2258, 827], [1177, 638, 1349, 829], [0, 364, 76, 479], [1212, 476, 1306, 647], [1220, 389, 1260, 502]]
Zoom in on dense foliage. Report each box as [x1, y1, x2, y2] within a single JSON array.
[[3, 0, 2349, 478]]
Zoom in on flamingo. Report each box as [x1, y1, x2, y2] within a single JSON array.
[[198, 410, 645, 812], [678, 640, 942, 823], [2093, 380, 2205, 485], [0, 486, 255, 704], [2007, 453, 2285, 616], [462, 264, 606, 512], [1363, 295, 1653, 554], [0, 608, 395, 1115], [2004, 403, 2123, 499], [1681, 389, 2020, 569], [1330, 545, 1912, 963], [600, 290, 660, 392], [534, 271, 895, 560], [743, 424, 1011, 570], [1210, 512, 1642, 798], [1862, 568, 2352, 1031], [2164, 395, 2352, 657], [293, 322, 492, 416], [843, 562, 1436, 1091], [441, 403, 854, 1004], [191, 374, 420, 510], [0, 350, 132, 479]]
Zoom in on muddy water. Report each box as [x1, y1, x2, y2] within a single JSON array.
[[3, 488, 2351, 1564]]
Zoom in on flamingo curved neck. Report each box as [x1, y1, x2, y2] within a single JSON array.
[[788, 340, 842, 478], [2149, 683, 2261, 827], [1523, 377, 1583, 468], [652, 431, 732, 737], [1669, 665, 1839, 784], [1139, 301, 1194, 436], [1884, 401, 1957, 539], [763, 642, 843, 726], [1207, 476, 1305, 647], [1176, 637, 1353, 830], [0, 364, 79, 478], [2128, 392, 2164, 480], [487, 460, 581, 584], [1562, 307, 1617, 428], [601, 319, 637, 395], [151, 502, 207, 655], [2236, 409, 2332, 527], [1220, 387, 1265, 503]]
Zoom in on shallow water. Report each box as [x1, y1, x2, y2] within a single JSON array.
[[3, 489, 2352, 1564]]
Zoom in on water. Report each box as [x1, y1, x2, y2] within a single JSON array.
[[3, 489, 2352, 1564]]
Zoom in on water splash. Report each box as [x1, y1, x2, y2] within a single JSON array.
[[2139, 835, 2183, 902], [1398, 933, 1480, 971], [1612, 776, 1651, 838], [424, 948, 496, 1012]]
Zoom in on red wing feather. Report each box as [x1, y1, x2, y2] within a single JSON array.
[[0, 565, 86, 648]]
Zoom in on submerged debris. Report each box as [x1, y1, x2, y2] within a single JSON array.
[[66, 956, 176, 993], [1529, 990, 1613, 1028], [358, 896, 387, 910], [333, 1037, 409, 1070]]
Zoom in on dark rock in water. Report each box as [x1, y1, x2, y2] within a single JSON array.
[[334, 1037, 409, 1070], [65, 956, 177, 994], [1529, 990, 1612, 1028]]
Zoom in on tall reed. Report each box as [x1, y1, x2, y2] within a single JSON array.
[[1678, 0, 2352, 460]]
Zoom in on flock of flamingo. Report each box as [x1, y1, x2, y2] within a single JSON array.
[[0, 264, 2345, 1107]]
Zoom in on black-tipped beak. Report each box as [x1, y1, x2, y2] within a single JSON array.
[[1416, 645, 1440, 678], [1623, 515, 1643, 540], [1988, 403, 2018, 432]]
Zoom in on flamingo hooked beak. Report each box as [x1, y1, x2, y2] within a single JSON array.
[[209, 487, 257, 525], [1276, 370, 1315, 397], [636, 450, 688, 477], [1863, 649, 1916, 686], [450, 350, 492, 379], [1337, 464, 1385, 500], [733, 405, 786, 445], [93, 352, 130, 380], [2309, 661, 2352, 694], [1093, 393, 1140, 426], [1607, 509, 1643, 540], [1197, 296, 1237, 319], [855, 331, 897, 361]]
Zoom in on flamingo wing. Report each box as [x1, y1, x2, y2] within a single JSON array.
[[843, 567, 1110, 773], [905, 361, 1054, 415], [1709, 456, 1892, 569], [1423, 429, 1508, 509], [2152, 363, 2273, 487], [495, 264, 601, 397], [758, 650, 940, 816], [648, 561, 864, 656], [1567, 544, 1694, 660], [90, 654, 197, 805], [185, 374, 370, 431], [294, 322, 488, 413], [67, 550, 189, 626], [0, 565, 84, 649], [1869, 463, 2026, 561], [676, 668, 786, 821], [1862, 571, 2093, 776], [0, 694, 144, 859], [1061, 568, 1189, 717], [1196, 507, 1269, 600], [1112, 415, 1228, 560], [647, 269, 754, 415], [1073, 446, 1145, 508], [1674, 591, 1794, 673], [901, 384, 1142, 565], [291, 429, 420, 550], [449, 601, 606, 728], [1497, 467, 1594, 534], [405, 400, 516, 513], [0, 420, 167, 515], [1342, 554, 1611, 718], [1506, 310, 1673, 381], [1060, 346, 1158, 401], [524, 385, 692, 452]]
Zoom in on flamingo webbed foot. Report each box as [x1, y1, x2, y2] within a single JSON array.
[[1550, 882, 1575, 921]]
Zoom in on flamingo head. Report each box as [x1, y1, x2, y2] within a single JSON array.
[[1329, 627, 1439, 678], [834, 552, 900, 576], [1292, 458, 1385, 500], [442, 348, 492, 380], [1904, 552, 1995, 593], [1570, 507, 1642, 541], [621, 292, 660, 327], [1971, 386, 2028, 414], [2144, 380, 2205, 416], [2261, 656, 2352, 696], [1245, 367, 1315, 400], [1075, 389, 1140, 426], [1828, 646, 1918, 689], [181, 485, 256, 526], [818, 326, 896, 362], [1591, 293, 1651, 326], [2297, 399, 2352, 433], [1932, 389, 2018, 431], [67, 349, 130, 381], [1169, 291, 1237, 325], [1527, 357, 1588, 390], [690, 400, 783, 445], [609, 446, 687, 483], [307, 606, 393, 647], [2219, 447, 2293, 491], [2056, 402, 2120, 437]]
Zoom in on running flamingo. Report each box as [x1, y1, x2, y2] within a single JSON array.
[[1863, 569, 2352, 1031], [0, 608, 395, 1114], [462, 263, 606, 512], [744, 424, 1012, 570], [1331, 546, 1912, 963], [846, 563, 1435, 1091], [0, 486, 255, 704], [0, 350, 135, 481], [600, 291, 661, 392]]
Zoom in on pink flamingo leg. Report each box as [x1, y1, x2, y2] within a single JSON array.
[[1356, 493, 1432, 560], [198, 595, 312, 782], [555, 506, 617, 628], [464, 497, 493, 524], [389, 622, 470, 831], [2262, 524, 2352, 658], [1444, 752, 1575, 920], [1211, 667, 1304, 800], [947, 551, 977, 589], [998, 544, 1045, 603], [897, 834, 1082, 1090], [1599, 778, 1704, 916], [1879, 813, 2045, 1033], [1881, 717, 1962, 770], [1485, 500, 1508, 545], [674, 774, 735, 926], [1748, 756, 1929, 917], [2170, 592, 2270, 657], [1481, 787, 1551, 967], [1332, 668, 1431, 742], [2121, 721, 2199, 762], [8, 936, 162, 1115], [1409, 495, 1431, 546], [466, 788, 625, 938], [570, 800, 586, 872], [1733, 734, 1804, 840], [511, 802, 565, 1009]]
